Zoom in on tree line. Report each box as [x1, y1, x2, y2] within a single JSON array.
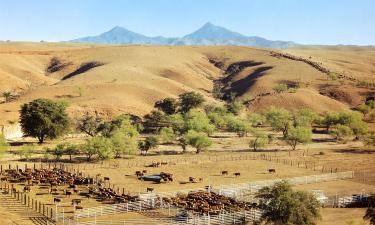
[[11, 92, 375, 161]]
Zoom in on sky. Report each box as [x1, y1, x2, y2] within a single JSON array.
[[0, 0, 374, 45]]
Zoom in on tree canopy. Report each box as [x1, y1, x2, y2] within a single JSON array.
[[185, 130, 212, 154], [179, 92, 205, 113], [256, 181, 321, 225], [264, 106, 292, 137], [286, 126, 312, 151], [20, 99, 71, 143], [154, 97, 178, 115]]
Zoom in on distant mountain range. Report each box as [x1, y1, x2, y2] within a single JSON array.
[[69, 22, 298, 48]]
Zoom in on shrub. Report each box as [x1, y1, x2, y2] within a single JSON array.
[[273, 83, 288, 93]]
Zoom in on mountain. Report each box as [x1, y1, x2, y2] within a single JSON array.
[[70, 23, 298, 48]]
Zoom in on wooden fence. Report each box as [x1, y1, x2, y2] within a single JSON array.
[[0, 182, 55, 222]]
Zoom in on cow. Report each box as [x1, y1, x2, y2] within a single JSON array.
[[221, 171, 228, 176], [268, 169, 276, 173]]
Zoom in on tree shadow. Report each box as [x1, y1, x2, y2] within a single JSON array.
[[61, 61, 104, 80], [333, 148, 375, 154], [224, 66, 273, 98]]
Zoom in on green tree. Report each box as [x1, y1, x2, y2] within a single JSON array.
[[273, 83, 288, 93], [53, 143, 66, 161], [249, 129, 267, 151], [154, 97, 178, 115], [81, 136, 113, 161], [76, 112, 103, 136], [179, 92, 205, 113], [20, 99, 71, 143], [321, 112, 340, 131], [357, 104, 371, 116], [247, 113, 265, 127], [64, 144, 79, 162], [286, 126, 312, 151], [138, 136, 159, 155], [143, 110, 168, 132], [295, 108, 319, 127], [208, 112, 229, 130], [264, 106, 292, 137], [109, 117, 139, 157], [226, 101, 244, 115], [158, 127, 176, 144], [226, 116, 251, 137], [256, 181, 321, 225], [185, 130, 212, 154], [96, 137, 114, 160], [331, 124, 353, 143], [349, 119, 368, 140], [185, 109, 215, 135]]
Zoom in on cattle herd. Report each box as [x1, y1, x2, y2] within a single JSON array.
[[0, 166, 273, 216], [0, 167, 141, 208], [270, 51, 357, 82], [162, 191, 256, 215], [0, 168, 93, 187]]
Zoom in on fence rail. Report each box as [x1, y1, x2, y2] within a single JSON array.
[[74, 208, 262, 225], [143, 171, 354, 201], [74, 199, 157, 219]]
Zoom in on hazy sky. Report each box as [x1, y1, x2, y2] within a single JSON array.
[[0, 0, 374, 45]]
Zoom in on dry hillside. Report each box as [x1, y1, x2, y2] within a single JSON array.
[[0, 43, 374, 125]]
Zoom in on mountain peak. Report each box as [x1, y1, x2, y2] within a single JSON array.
[[201, 22, 215, 28], [70, 23, 297, 48]]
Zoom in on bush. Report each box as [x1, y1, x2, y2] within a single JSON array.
[[273, 83, 288, 93]]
